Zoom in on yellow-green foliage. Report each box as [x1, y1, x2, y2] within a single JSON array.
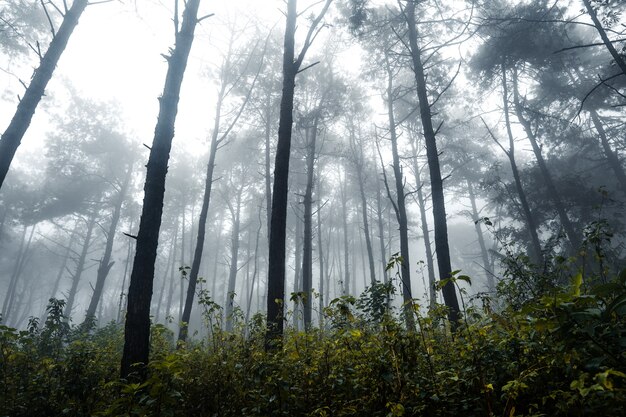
[[1, 268, 626, 417]]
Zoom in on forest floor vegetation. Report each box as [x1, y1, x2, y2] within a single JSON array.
[[1, 246, 626, 417]]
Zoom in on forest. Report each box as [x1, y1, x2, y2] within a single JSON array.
[[0, 0, 625, 415]]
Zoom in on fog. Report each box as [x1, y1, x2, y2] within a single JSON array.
[[0, 0, 624, 341]]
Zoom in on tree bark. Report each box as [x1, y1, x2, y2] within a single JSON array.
[[121, 0, 201, 380], [83, 163, 133, 326], [265, 0, 332, 349], [404, 1, 460, 325], [266, 0, 298, 347], [0, 0, 89, 189]]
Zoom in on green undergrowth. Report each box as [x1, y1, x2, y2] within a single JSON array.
[[1, 263, 626, 416]]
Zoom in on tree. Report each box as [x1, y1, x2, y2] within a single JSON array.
[[266, 0, 332, 347], [121, 0, 202, 380], [402, 0, 460, 325], [83, 161, 134, 326], [0, 0, 90, 190]]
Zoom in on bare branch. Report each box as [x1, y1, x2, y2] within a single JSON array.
[[40, 0, 56, 37]]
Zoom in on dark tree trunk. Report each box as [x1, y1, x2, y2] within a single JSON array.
[[265, 0, 332, 348], [404, 2, 460, 325], [589, 110, 626, 196], [0, 0, 89, 189], [64, 214, 96, 319], [301, 123, 318, 328], [383, 51, 415, 329], [121, 0, 201, 380], [266, 0, 298, 347], [84, 163, 133, 326], [467, 180, 495, 292], [511, 67, 580, 250]]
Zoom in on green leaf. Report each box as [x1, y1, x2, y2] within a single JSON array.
[[457, 275, 472, 286]]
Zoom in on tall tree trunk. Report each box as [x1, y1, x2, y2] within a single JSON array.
[[266, 0, 298, 346], [64, 214, 96, 319], [404, 2, 460, 325], [84, 163, 133, 326], [589, 110, 626, 195], [511, 67, 580, 250], [301, 123, 318, 328], [0, 0, 89, 189], [383, 51, 415, 329], [224, 189, 243, 332], [467, 180, 495, 292], [265, 0, 332, 348], [408, 138, 437, 308], [121, 0, 201, 380]]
